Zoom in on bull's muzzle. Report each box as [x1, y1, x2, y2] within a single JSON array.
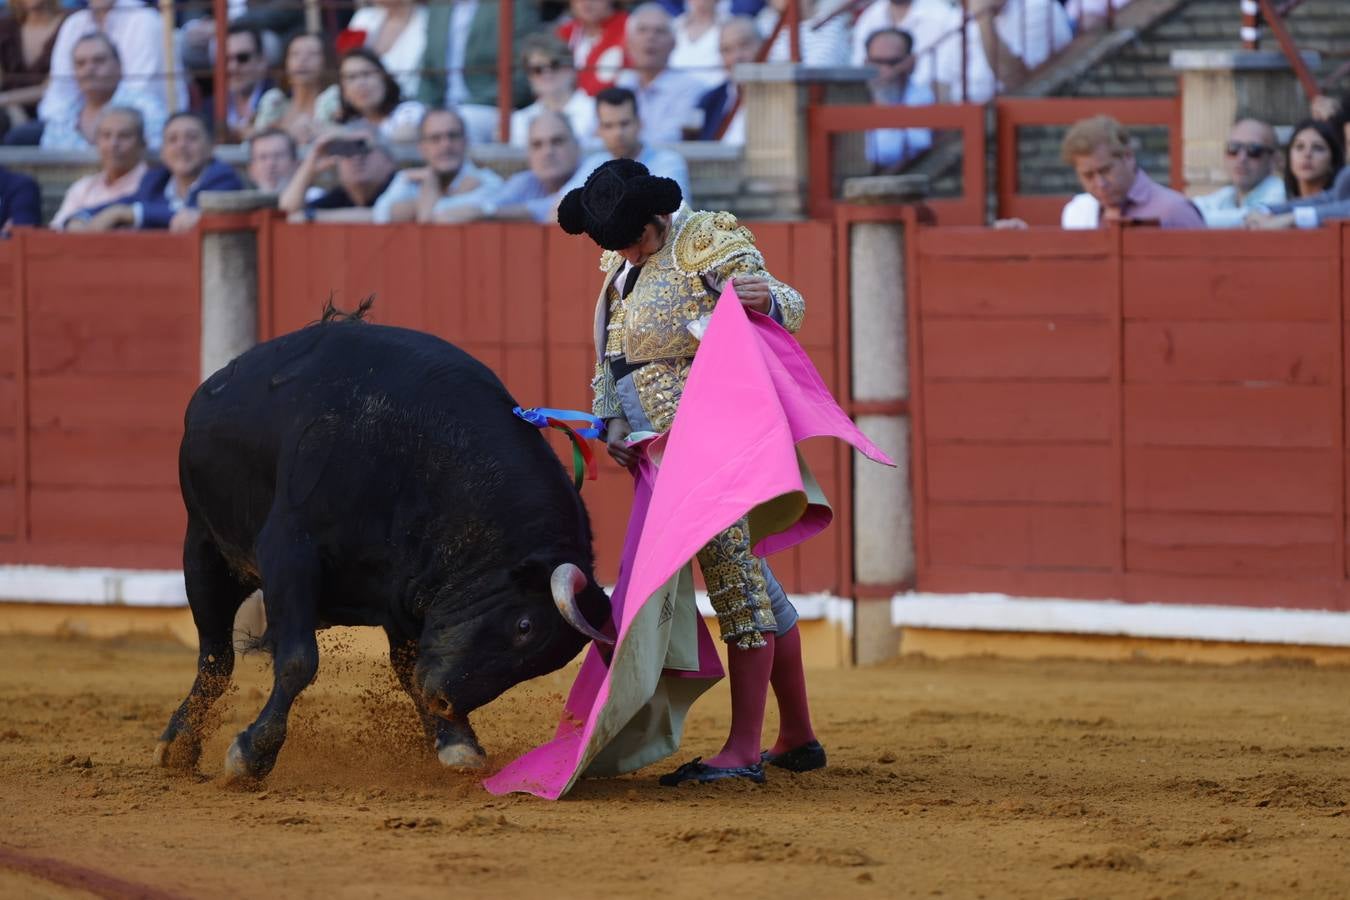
[[551, 563, 613, 645]]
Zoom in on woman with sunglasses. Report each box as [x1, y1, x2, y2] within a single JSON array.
[[335, 46, 425, 144], [508, 33, 596, 149], [253, 32, 339, 147], [1192, 118, 1285, 228]]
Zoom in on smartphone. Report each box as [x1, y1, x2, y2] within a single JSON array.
[[326, 138, 370, 157]]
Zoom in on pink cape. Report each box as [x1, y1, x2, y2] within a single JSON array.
[[483, 286, 894, 799]]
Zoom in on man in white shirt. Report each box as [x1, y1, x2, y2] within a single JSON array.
[[39, 33, 167, 153], [850, 0, 960, 97], [1193, 118, 1286, 228], [560, 86, 692, 204], [615, 3, 708, 145], [935, 0, 1072, 102], [372, 108, 503, 224]]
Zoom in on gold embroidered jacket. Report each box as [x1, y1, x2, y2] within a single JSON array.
[[589, 208, 805, 426]]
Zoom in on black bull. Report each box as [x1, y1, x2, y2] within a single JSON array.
[[155, 310, 611, 779]]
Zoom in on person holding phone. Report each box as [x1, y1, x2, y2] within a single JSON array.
[[278, 125, 399, 223]]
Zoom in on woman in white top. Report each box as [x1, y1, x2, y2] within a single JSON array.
[[509, 34, 598, 148], [671, 0, 729, 88], [758, 0, 850, 68], [346, 0, 428, 101], [336, 46, 425, 144]]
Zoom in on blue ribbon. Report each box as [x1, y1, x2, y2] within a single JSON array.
[[513, 406, 604, 440]]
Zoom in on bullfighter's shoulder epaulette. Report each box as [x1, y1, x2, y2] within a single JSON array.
[[598, 249, 623, 273], [672, 209, 761, 276]]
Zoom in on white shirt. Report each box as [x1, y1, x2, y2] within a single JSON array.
[[1192, 173, 1287, 229], [42, 0, 185, 121], [348, 5, 430, 101], [759, 8, 850, 67], [851, 0, 961, 95], [670, 14, 727, 88], [936, 0, 1072, 102], [445, 0, 479, 106], [509, 89, 599, 148], [615, 68, 708, 145]]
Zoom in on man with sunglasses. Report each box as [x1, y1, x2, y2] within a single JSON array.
[[1193, 118, 1286, 228], [862, 27, 933, 174], [221, 25, 274, 143]]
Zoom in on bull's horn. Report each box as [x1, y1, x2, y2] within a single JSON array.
[[551, 563, 613, 645]]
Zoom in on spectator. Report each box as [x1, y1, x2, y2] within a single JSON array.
[[1062, 0, 1132, 32], [670, 0, 726, 87], [41, 0, 182, 126], [694, 15, 759, 143], [222, 24, 274, 143], [557, 0, 629, 96], [561, 85, 691, 202], [417, 0, 539, 143], [371, 107, 502, 223], [280, 127, 399, 222], [616, 3, 707, 144], [509, 33, 597, 149], [345, 0, 429, 101], [863, 27, 933, 173], [439, 110, 582, 223], [1056, 115, 1202, 229], [1192, 118, 1285, 228], [758, 0, 848, 67], [253, 32, 340, 148], [0, 164, 40, 233], [65, 112, 243, 233], [851, 0, 959, 93], [37, 32, 166, 152], [1282, 119, 1342, 201], [0, 0, 67, 137], [50, 105, 147, 229], [336, 46, 425, 144], [936, 0, 1072, 102], [246, 127, 299, 193], [178, 2, 303, 82]]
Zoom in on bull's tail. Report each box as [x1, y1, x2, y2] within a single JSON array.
[[320, 294, 376, 323]]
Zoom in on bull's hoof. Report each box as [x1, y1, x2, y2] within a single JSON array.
[[223, 733, 273, 782], [154, 733, 201, 771], [437, 742, 487, 769]]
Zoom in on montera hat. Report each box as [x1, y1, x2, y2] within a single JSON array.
[[557, 158, 682, 251]]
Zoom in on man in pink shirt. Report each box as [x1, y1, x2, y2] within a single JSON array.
[[1057, 115, 1203, 229], [50, 106, 147, 229]]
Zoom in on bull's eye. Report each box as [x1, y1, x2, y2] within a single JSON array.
[[515, 616, 533, 637]]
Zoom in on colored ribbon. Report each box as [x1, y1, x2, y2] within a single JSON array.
[[513, 407, 604, 490]]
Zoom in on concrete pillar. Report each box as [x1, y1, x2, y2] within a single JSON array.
[[1170, 49, 1320, 196], [197, 189, 274, 649], [841, 174, 927, 666], [736, 63, 871, 218], [198, 189, 274, 381]]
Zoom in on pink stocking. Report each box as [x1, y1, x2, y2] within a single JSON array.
[[703, 633, 775, 769], [767, 624, 817, 754]]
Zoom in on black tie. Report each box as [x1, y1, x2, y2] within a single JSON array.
[[620, 264, 642, 299]]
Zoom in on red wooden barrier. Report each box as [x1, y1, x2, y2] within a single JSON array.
[[0, 230, 201, 570], [909, 221, 1350, 611], [259, 218, 852, 594]]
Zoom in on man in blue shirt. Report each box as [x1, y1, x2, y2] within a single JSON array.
[[0, 166, 39, 234], [437, 110, 583, 224], [560, 86, 692, 204], [863, 28, 933, 173]]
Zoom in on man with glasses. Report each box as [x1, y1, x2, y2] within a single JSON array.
[[221, 25, 274, 143], [1194, 118, 1286, 228], [279, 125, 400, 223], [438, 110, 582, 224], [372, 107, 503, 223], [862, 28, 933, 174]]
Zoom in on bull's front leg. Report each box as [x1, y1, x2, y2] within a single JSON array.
[[225, 521, 321, 781], [385, 630, 485, 769]]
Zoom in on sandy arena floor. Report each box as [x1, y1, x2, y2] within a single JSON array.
[[0, 631, 1347, 899]]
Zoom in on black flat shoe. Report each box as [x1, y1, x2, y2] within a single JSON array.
[[760, 740, 827, 772], [658, 757, 767, 786]]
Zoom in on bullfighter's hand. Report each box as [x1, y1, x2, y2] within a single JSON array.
[[605, 417, 637, 468], [732, 275, 773, 314]]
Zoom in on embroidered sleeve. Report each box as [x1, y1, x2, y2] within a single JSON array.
[[591, 357, 623, 421], [675, 210, 805, 333]]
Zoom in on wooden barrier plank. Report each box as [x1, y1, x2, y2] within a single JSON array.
[[28, 485, 184, 545], [1125, 321, 1334, 385], [1122, 573, 1347, 611], [917, 257, 1113, 318], [789, 221, 836, 350], [795, 438, 840, 592], [499, 345, 547, 409], [27, 375, 194, 430], [918, 227, 1112, 259], [0, 484, 12, 538], [459, 225, 508, 344], [1124, 258, 1332, 321], [502, 224, 546, 346], [1125, 447, 1337, 514], [0, 319, 14, 376], [922, 319, 1112, 380], [0, 377, 12, 424], [0, 429, 13, 482], [29, 428, 180, 488], [543, 344, 596, 412], [923, 382, 1114, 442], [26, 311, 196, 377], [367, 224, 428, 331], [926, 444, 1114, 503], [1125, 511, 1336, 578], [1124, 229, 1335, 260], [926, 502, 1116, 569], [917, 566, 1123, 600], [420, 227, 463, 341], [1124, 385, 1335, 448]]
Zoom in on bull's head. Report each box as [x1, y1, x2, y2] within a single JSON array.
[[415, 554, 611, 716]]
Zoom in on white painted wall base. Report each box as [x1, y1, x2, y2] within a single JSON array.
[[0, 566, 186, 607], [893, 592, 1350, 647]]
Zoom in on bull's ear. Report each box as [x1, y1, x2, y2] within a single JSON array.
[[509, 552, 558, 589]]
